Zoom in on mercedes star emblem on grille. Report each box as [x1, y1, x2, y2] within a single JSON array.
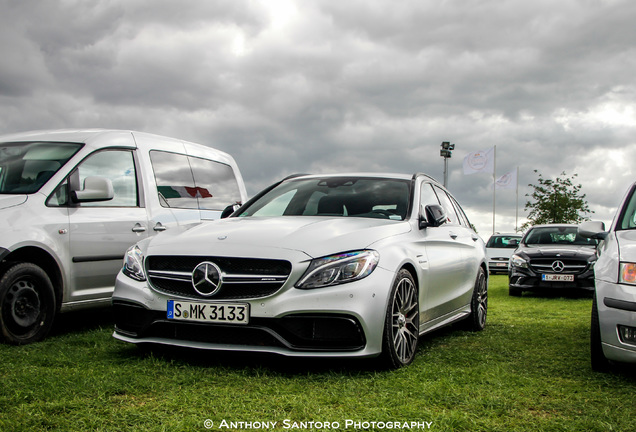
[[192, 261, 223, 297], [551, 260, 565, 273]]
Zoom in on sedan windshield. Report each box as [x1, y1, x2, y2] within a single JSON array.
[[524, 226, 597, 246], [0, 141, 82, 194], [238, 177, 411, 220]]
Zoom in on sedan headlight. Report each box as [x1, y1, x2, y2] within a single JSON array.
[[619, 262, 636, 285], [510, 254, 528, 269], [296, 250, 380, 289], [123, 245, 146, 281]]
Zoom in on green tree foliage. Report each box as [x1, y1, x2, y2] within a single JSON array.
[[522, 170, 593, 230]]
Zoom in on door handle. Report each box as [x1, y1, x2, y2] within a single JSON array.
[[449, 232, 458, 240], [471, 234, 479, 242], [132, 223, 146, 233], [153, 222, 167, 232]]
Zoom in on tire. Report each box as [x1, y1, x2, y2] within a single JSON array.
[[591, 294, 610, 372], [0, 262, 56, 345], [464, 267, 487, 331], [380, 269, 419, 369]]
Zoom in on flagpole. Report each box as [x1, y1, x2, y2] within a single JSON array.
[[515, 166, 519, 232], [492, 145, 496, 234]]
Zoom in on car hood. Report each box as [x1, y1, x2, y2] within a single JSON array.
[[146, 216, 411, 259], [0, 194, 27, 210], [518, 245, 597, 259], [616, 230, 636, 262]]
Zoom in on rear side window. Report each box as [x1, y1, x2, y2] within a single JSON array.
[[150, 151, 242, 211]]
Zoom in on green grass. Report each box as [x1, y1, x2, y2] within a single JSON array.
[[1, 275, 635, 431]]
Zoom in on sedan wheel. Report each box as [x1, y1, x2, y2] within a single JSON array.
[[381, 269, 419, 368], [464, 267, 488, 331]]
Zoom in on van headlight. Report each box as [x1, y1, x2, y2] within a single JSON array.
[[619, 262, 636, 285], [123, 245, 146, 281], [296, 250, 380, 289]]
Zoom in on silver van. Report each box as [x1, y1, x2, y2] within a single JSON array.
[[0, 129, 247, 344]]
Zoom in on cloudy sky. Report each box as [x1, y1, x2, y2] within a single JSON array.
[[1, 0, 635, 235]]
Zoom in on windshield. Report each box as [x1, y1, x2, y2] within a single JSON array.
[[237, 177, 411, 220], [617, 186, 636, 230], [524, 226, 597, 246], [486, 235, 521, 248], [0, 141, 82, 194]]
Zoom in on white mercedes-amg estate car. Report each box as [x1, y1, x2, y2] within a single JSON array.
[[112, 173, 488, 368]]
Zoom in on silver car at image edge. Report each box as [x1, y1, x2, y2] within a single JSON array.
[[580, 181, 636, 371], [112, 173, 489, 368]]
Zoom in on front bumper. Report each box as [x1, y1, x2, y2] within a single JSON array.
[[596, 279, 636, 364], [508, 267, 595, 292], [111, 266, 394, 358]]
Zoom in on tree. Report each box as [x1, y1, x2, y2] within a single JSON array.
[[521, 170, 593, 230]]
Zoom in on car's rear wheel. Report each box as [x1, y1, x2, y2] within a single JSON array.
[[591, 294, 610, 372], [0, 262, 56, 345], [380, 269, 419, 369], [464, 267, 487, 331]]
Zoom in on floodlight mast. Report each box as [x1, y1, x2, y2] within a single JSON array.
[[440, 141, 455, 188]]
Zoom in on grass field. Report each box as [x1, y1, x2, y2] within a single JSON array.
[[0, 275, 634, 431]]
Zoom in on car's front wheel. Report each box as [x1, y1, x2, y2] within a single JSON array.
[[464, 267, 487, 331], [591, 294, 610, 372], [380, 269, 419, 368], [0, 262, 56, 345]]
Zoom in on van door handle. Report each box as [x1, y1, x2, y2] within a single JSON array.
[[471, 234, 480, 242], [449, 232, 458, 240], [132, 223, 146, 233], [153, 222, 167, 232]]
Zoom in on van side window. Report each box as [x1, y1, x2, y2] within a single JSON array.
[[75, 150, 138, 207], [150, 151, 242, 211]]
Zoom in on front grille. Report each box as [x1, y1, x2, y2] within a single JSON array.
[[529, 258, 588, 274], [146, 256, 292, 300]]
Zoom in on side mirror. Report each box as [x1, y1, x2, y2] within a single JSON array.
[[71, 176, 114, 203], [419, 204, 447, 229], [221, 203, 241, 219], [578, 221, 608, 240]]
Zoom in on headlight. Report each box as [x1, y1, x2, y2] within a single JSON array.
[[619, 262, 636, 285], [123, 245, 146, 281], [510, 254, 528, 269], [296, 250, 380, 289]]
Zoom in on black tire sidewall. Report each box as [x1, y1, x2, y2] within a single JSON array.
[[0, 262, 56, 345]]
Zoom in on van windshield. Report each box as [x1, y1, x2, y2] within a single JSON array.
[[0, 141, 82, 194]]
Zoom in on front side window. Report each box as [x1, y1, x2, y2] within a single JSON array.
[[75, 150, 138, 207], [238, 177, 411, 220], [0, 141, 82, 194], [150, 151, 242, 211], [432, 186, 459, 225]]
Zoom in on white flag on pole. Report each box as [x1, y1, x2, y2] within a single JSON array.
[[494, 169, 517, 190], [462, 147, 495, 175]]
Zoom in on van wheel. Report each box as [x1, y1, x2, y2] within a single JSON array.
[[380, 269, 419, 369], [0, 263, 56, 345]]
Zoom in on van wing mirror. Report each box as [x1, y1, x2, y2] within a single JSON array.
[[578, 221, 608, 240], [419, 204, 447, 229], [71, 176, 114, 203]]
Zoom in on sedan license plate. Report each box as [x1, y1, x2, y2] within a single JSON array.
[[167, 300, 249, 324], [542, 274, 574, 282]]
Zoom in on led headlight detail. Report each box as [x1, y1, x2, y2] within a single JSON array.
[[123, 245, 146, 281], [510, 254, 528, 269], [296, 250, 380, 289]]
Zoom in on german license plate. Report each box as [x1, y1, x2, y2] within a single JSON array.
[[542, 274, 574, 282], [167, 300, 249, 324]]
